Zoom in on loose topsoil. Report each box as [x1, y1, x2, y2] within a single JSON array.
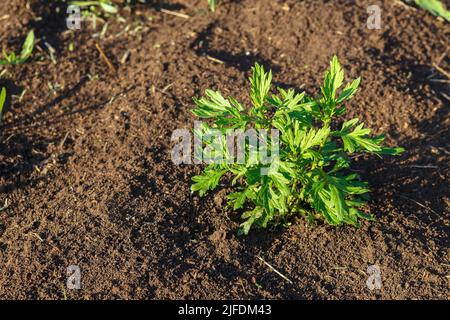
[[0, 0, 449, 299]]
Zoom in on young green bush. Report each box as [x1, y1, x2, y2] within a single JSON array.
[[191, 56, 404, 234], [0, 30, 35, 65]]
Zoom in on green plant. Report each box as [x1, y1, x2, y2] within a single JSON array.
[[0, 87, 6, 126], [71, 0, 119, 16], [405, 0, 450, 21], [0, 30, 35, 65], [191, 56, 404, 234], [208, 0, 218, 12]]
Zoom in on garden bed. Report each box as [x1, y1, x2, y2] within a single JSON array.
[[0, 0, 448, 299]]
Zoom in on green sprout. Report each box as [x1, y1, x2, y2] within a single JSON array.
[[0, 30, 35, 65], [0, 87, 6, 126], [208, 0, 218, 12], [191, 56, 404, 234]]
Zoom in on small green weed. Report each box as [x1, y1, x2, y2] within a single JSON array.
[[0, 30, 35, 65], [208, 0, 218, 12], [0, 87, 6, 126]]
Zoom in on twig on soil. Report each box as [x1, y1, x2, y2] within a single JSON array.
[[332, 266, 347, 270], [28, 232, 44, 242], [441, 93, 450, 102], [59, 132, 70, 149], [436, 47, 449, 67], [256, 255, 293, 284], [432, 63, 450, 79], [398, 193, 438, 215], [237, 278, 248, 295], [44, 42, 57, 65], [161, 83, 173, 93], [428, 78, 450, 83], [160, 9, 189, 19], [0, 199, 10, 212], [95, 43, 116, 73], [406, 165, 439, 169], [120, 50, 131, 64], [207, 55, 224, 64]]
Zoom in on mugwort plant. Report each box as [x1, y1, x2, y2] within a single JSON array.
[[190, 56, 404, 234]]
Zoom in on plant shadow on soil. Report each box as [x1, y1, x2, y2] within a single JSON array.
[[364, 32, 449, 251], [352, 57, 449, 259], [26, 0, 69, 53], [0, 74, 135, 194], [0, 77, 84, 193], [191, 22, 282, 74]]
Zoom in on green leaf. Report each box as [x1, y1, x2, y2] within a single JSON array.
[[192, 89, 231, 118], [228, 191, 246, 210], [329, 184, 347, 220], [208, 0, 218, 12], [239, 207, 263, 235], [191, 166, 227, 196], [351, 207, 375, 221], [300, 126, 330, 151], [245, 167, 263, 185], [0, 30, 34, 65], [72, 0, 118, 14], [99, 2, 118, 14], [0, 87, 6, 123], [414, 0, 450, 22], [336, 77, 360, 104], [322, 55, 344, 101], [338, 120, 382, 153], [377, 147, 405, 155], [250, 63, 272, 108], [19, 30, 35, 61]]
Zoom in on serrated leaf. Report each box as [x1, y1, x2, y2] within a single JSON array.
[[322, 55, 344, 101], [337, 77, 360, 104], [191, 167, 227, 196], [239, 207, 263, 235], [339, 120, 382, 153], [250, 63, 272, 108], [300, 126, 330, 151], [192, 89, 232, 118], [228, 191, 247, 210]]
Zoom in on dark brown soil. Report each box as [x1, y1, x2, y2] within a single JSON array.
[[0, 0, 449, 299]]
